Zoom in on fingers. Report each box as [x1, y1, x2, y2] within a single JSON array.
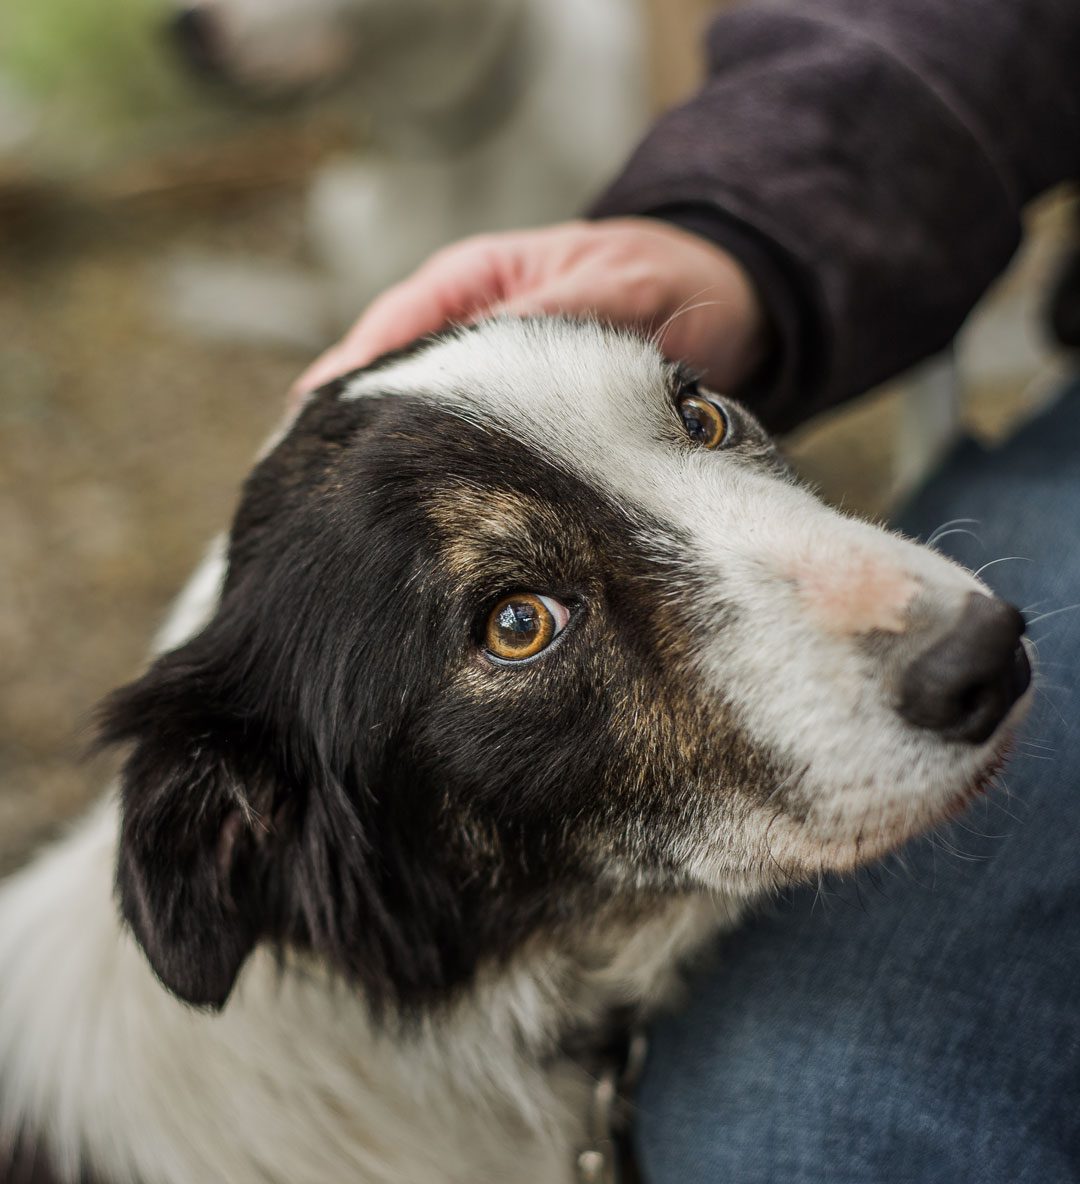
[[289, 217, 769, 405]]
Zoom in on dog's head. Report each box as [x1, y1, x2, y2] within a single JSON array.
[[100, 319, 1030, 1011]]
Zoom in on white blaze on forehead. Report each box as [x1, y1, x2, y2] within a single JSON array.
[[341, 318, 807, 535], [340, 319, 969, 604]]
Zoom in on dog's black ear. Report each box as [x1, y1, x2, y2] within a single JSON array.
[[98, 635, 281, 1010]]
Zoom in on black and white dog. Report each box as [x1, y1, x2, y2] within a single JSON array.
[[0, 319, 1030, 1183]]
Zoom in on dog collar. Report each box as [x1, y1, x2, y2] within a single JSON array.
[[569, 1015, 649, 1184]]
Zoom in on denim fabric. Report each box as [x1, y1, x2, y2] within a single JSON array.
[[638, 382, 1080, 1183]]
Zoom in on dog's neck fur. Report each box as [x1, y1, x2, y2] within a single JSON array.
[[0, 803, 729, 1184], [0, 546, 738, 1184]]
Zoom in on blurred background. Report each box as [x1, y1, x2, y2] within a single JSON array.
[[1, 0, 1076, 869]]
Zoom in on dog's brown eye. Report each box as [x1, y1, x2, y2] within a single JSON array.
[[677, 391, 729, 449], [484, 593, 569, 662]]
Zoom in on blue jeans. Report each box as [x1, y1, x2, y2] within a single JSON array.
[[638, 382, 1080, 1183]]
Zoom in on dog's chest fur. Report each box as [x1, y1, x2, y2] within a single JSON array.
[[0, 789, 727, 1184]]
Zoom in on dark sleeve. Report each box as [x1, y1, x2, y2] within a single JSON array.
[[590, 0, 1080, 431]]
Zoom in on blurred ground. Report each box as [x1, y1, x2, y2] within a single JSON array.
[[0, 167, 316, 871], [0, 3, 1075, 872]]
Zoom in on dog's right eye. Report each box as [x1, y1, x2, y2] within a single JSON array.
[[484, 594, 570, 663], [677, 390, 730, 449]]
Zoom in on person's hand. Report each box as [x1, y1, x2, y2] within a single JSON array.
[[293, 218, 769, 397]]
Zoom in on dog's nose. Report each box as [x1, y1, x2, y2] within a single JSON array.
[[169, 7, 224, 79], [897, 593, 1031, 743]]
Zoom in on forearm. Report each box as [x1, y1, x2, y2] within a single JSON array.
[[591, 0, 1080, 430]]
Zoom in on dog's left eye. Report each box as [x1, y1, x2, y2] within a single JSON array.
[[677, 389, 730, 449], [484, 593, 570, 663]]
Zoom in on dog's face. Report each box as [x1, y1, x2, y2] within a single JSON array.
[[102, 320, 1030, 1012]]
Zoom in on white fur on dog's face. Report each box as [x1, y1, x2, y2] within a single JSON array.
[[341, 318, 1027, 886]]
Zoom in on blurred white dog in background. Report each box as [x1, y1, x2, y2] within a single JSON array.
[[165, 0, 648, 338]]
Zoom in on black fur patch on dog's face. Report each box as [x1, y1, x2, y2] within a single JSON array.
[[100, 370, 787, 1014]]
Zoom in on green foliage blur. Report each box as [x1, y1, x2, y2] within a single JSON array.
[[1, 0, 217, 167]]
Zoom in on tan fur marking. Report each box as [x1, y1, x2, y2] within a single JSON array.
[[427, 485, 560, 582]]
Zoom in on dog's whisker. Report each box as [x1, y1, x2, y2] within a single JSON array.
[[646, 286, 719, 345], [972, 555, 1032, 578], [808, 872, 829, 916], [1034, 686, 1072, 729], [1016, 738, 1056, 751], [931, 829, 984, 863], [925, 518, 981, 548], [951, 817, 1007, 841], [1027, 658, 1070, 672], [985, 794, 1026, 827], [925, 527, 982, 549], [760, 767, 803, 809], [1027, 602, 1080, 627], [652, 297, 733, 353]]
